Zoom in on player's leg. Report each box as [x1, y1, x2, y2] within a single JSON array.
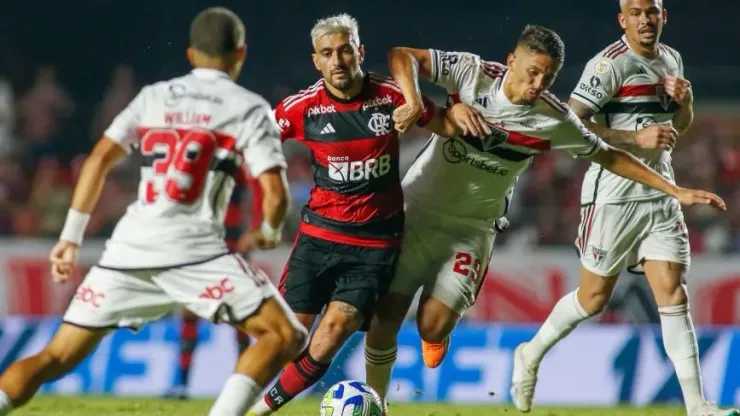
[[364, 293, 416, 402], [364, 219, 429, 403], [166, 308, 200, 399], [0, 266, 174, 414], [639, 198, 738, 416], [511, 202, 643, 412], [252, 242, 399, 415], [414, 219, 501, 368], [157, 254, 307, 416], [0, 324, 105, 413]]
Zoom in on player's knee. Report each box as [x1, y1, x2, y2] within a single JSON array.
[[578, 289, 611, 315], [660, 284, 689, 307], [276, 319, 308, 359]]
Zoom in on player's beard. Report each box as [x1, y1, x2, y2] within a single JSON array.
[[328, 75, 354, 91]]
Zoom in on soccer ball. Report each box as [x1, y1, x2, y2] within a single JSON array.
[[320, 380, 384, 416]]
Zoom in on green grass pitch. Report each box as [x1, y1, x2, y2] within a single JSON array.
[[13, 396, 688, 415]]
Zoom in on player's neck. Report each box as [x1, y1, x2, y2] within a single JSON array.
[[324, 71, 365, 101], [193, 63, 233, 79], [624, 36, 659, 60], [502, 77, 527, 106]]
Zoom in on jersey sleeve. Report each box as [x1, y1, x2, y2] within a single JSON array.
[[569, 56, 620, 113], [428, 49, 480, 94], [415, 95, 438, 127], [551, 110, 607, 158], [273, 99, 305, 142], [239, 102, 288, 178], [103, 86, 147, 152]]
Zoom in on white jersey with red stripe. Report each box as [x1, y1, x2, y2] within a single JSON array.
[[97, 68, 286, 269], [401, 50, 606, 230], [571, 36, 683, 204]]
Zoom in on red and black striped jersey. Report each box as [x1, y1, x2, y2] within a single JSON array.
[[223, 165, 262, 252], [273, 73, 437, 247]]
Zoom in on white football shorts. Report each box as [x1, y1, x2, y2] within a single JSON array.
[[63, 253, 285, 330], [388, 207, 506, 315], [576, 196, 691, 277]]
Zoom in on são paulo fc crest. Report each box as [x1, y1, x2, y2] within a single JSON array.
[[589, 245, 608, 264], [482, 124, 509, 151], [655, 84, 672, 111]]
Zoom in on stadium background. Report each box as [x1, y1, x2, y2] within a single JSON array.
[[0, 0, 738, 410]]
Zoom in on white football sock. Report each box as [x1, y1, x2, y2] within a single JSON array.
[[248, 397, 273, 416], [659, 303, 704, 413], [365, 344, 398, 401], [208, 373, 262, 416], [0, 389, 11, 415], [522, 289, 591, 365]]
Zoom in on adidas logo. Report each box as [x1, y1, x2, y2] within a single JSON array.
[[636, 66, 647, 75], [320, 123, 336, 134]]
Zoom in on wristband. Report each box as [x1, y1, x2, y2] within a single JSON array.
[[260, 220, 283, 242], [59, 209, 90, 245]]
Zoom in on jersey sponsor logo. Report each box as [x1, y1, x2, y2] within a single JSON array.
[[439, 51, 460, 76], [362, 94, 393, 111], [442, 138, 508, 175], [635, 116, 658, 130], [368, 113, 391, 136], [327, 154, 391, 182], [165, 84, 223, 107], [307, 104, 337, 117], [74, 285, 106, 308], [578, 76, 606, 100]]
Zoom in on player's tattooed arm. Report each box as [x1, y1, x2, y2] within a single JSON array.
[[568, 98, 677, 150]]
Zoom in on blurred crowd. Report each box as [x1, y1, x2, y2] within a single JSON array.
[[0, 64, 738, 254]]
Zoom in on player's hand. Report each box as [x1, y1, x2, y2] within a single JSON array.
[[676, 188, 727, 211], [240, 230, 280, 251], [235, 231, 255, 255], [663, 75, 692, 106], [634, 125, 678, 150], [49, 240, 80, 283], [392, 101, 424, 133], [448, 103, 491, 138]]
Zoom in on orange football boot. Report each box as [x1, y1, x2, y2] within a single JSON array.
[[421, 337, 450, 368]]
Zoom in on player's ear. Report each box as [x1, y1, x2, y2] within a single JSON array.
[[357, 44, 365, 65], [186, 47, 197, 67], [311, 52, 322, 72], [506, 52, 515, 69], [662, 8, 668, 25], [617, 12, 627, 30], [236, 44, 247, 63]]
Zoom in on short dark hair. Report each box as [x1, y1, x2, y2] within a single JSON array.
[[516, 25, 565, 63], [189, 7, 245, 57]]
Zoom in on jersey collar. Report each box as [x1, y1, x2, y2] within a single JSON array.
[[191, 68, 231, 80]]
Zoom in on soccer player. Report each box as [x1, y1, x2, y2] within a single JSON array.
[[510, 2, 739, 416], [362, 24, 726, 411], [167, 168, 260, 400], [0, 8, 308, 416], [246, 14, 462, 416]]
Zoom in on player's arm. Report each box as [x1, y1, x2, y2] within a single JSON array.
[[568, 98, 677, 150], [242, 104, 290, 249], [51, 87, 145, 283], [387, 47, 433, 133], [664, 75, 694, 135], [590, 146, 724, 210]]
